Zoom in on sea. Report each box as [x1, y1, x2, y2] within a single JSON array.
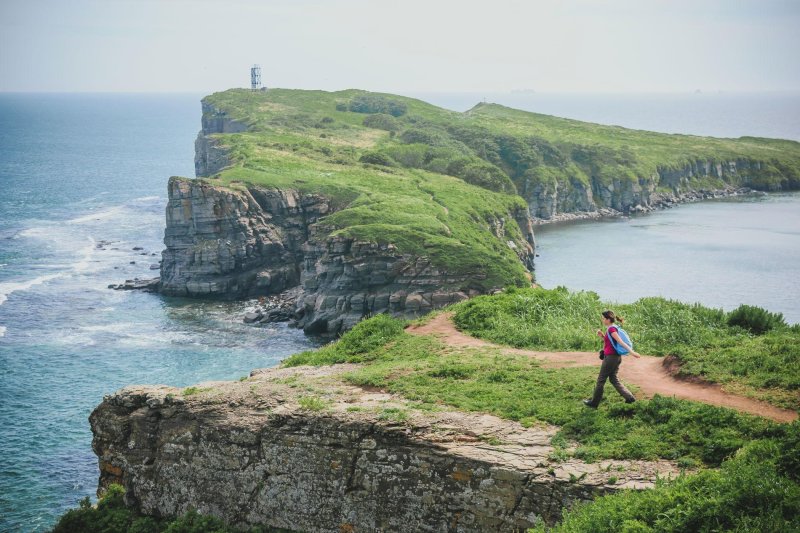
[[1, 91, 799, 531]]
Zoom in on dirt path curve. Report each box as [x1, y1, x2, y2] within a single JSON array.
[[407, 313, 797, 423]]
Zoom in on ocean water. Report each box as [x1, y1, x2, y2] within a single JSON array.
[[0, 94, 319, 532], [0, 91, 799, 532], [534, 192, 800, 323]]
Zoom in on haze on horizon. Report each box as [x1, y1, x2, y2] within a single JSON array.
[[1, 0, 799, 94]]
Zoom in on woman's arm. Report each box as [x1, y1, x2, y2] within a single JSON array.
[[611, 330, 641, 358]]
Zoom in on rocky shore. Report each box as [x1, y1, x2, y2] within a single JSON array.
[[532, 185, 759, 224]]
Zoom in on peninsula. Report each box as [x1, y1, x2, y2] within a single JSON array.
[[157, 88, 800, 336]]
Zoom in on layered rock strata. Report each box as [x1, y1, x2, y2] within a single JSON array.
[[91, 364, 680, 532], [524, 159, 768, 221], [159, 176, 535, 335]]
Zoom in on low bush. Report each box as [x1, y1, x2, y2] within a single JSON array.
[[727, 303, 786, 334], [282, 313, 406, 367], [362, 113, 400, 132], [347, 94, 407, 117]]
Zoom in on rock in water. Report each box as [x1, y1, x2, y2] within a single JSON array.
[[242, 311, 263, 324], [108, 278, 160, 292]]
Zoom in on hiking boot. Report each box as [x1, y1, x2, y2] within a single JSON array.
[[583, 399, 598, 408], [625, 398, 636, 404]]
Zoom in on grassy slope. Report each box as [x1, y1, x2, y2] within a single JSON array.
[[283, 314, 783, 468], [193, 88, 800, 290], [200, 89, 533, 291], [453, 287, 800, 410]]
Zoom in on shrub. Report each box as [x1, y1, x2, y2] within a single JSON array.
[[281, 314, 406, 367], [348, 95, 407, 117], [727, 304, 786, 334], [362, 113, 400, 132], [358, 151, 395, 167]]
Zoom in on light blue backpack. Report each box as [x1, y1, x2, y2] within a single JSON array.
[[608, 326, 633, 355]]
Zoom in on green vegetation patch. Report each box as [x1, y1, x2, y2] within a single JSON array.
[[534, 424, 800, 532], [453, 287, 800, 409], [51, 484, 296, 533], [283, 315, 781, 467]]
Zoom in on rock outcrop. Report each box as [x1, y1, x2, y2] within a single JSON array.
[[194, 101, 246, 176], [91, 364, 680, 532], [160, 176, 534, 335]]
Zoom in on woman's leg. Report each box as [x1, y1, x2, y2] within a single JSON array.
[[589, 356, 616, 405], [608, 363, 635, 402]]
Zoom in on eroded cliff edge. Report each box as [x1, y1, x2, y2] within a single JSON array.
[[90, 364, 680, 532], [159, 175, 535, 335]]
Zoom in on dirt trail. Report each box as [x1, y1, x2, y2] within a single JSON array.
[[408, 313, 797, 423]]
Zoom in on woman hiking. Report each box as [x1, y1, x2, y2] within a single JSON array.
[[583, 310, 640, 408]]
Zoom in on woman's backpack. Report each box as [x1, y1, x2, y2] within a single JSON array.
[[609, 326, 633, 355]]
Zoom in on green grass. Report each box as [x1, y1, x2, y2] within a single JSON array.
[[452, 287, 800, 409], [203, 87, 800, 215], [532, 425, 800, 532], [182, 386, 213, 396], [283, 315, 782, 467], [51, 484, 296, 533], [189, 87, 800, 292], [297, 395, 330, 411]]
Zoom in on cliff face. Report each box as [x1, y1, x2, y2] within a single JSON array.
[[524, 158, 765, 221], [194, 102, 246, 176], [160, 177, 535, 335], [90, 365, 679, 532]]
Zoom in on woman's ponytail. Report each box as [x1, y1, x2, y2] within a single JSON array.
[[602, 310, 623, 324]]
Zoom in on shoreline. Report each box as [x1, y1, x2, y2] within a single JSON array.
[[532, 186, 762, 226]]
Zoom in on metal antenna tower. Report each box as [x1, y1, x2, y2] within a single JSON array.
[[250, 64, 262, 91]]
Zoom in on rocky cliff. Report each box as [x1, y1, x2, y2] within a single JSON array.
[[160, 176, 535, 335], [91, 364, 680, 532], [523, 158, 768, 222]]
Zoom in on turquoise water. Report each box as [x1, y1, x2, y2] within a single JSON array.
[[1, 92, 799, 532], [534, 193, 800, 324], [0, 95, 319, 532]]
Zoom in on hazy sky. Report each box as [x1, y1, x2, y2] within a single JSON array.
[[1, 0, 799, 93]]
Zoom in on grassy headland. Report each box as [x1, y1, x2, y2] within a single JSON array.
[[191, 88, 800, 291]]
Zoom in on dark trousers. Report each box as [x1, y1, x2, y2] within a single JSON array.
[[591, 353, 635, 404]]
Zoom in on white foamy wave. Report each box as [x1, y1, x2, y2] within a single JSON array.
[[72, 237, 97, 274], [67, 205, 127, 224], [18, 226, 51, 239], [0, 273, 63, 307], [0, 325, 6, 337], [131, 196, 160, 202]]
